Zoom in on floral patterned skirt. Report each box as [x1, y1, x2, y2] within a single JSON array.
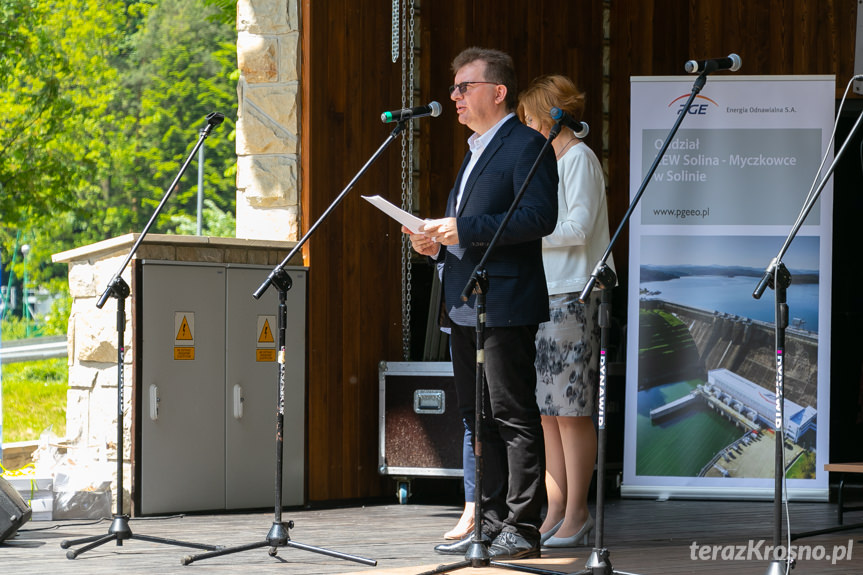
[[534, 291, 601, 417]]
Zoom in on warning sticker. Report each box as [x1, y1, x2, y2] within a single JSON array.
[[175, 312, 195, 345], [174, 312, 195, 360], [256, 349, 276, 362], [257, 317, 275, 345], [256, 315, 276, 362], [174, 347, 195, 360]]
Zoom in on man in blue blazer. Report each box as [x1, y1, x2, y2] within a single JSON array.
[[404, 47, 558, 559]]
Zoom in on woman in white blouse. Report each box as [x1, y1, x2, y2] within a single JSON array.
[[518, 74, 615, 549]]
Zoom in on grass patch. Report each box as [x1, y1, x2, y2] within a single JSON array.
[[1, 358, 67, 443]]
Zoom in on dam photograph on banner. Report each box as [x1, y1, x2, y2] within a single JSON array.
[[623, 76, 834, 500]]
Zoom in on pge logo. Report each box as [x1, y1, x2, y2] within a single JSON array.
[[668, 94, 718, 115]]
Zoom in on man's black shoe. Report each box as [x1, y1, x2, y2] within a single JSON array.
[[489, 531, 540, 559], [434, 533, 491, 555]]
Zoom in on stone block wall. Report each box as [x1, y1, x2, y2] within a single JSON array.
[[235, 0, 301, 241]]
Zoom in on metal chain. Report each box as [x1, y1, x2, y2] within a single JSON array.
[[391, 0, 399, 62], [399, 0, 416, 360], [399, 0, 408, 359], [406, 2, 416, 357]]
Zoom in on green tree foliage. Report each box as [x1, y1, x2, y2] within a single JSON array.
[[1, 0, 238, 320], [202, 0, 237, 26], [108, 0, 238, 235], [0, 0, 117, 227], [1, 0, 126, 318], [166, 198, 236, 237]]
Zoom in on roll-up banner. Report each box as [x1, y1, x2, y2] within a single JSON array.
[[623, 76, 834, 500]]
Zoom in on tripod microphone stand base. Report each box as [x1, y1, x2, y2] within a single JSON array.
[[417, 546, 570, 575], [179, 520, 377, 566], [418, 541, 490, 575], [568, 546, 641, 575], [465, 541, 491, 567], [575, 547, 611, 574], [60, 514, 220, 559], [764, 558, 795, 575]]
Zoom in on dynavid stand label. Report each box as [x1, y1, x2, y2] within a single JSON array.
[[174, 311, 195, 360]]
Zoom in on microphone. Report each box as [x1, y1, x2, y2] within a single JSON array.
[[206, 112, 225, 126], [381, 101, 442, 123], [684, 53, 742, 74], [550, 107, 589, 139]]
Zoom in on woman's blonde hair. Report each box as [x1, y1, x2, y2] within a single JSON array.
[[517, 74, 585, 132]]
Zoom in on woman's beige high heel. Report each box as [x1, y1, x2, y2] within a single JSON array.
[[443, 502, 475, 540]]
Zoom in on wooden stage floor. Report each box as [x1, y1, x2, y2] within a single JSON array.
[[1, 497, 860, 574]]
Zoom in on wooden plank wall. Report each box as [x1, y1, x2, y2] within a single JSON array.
[[420, 2, 606, 220], [301, 0, 405, 501], [301, 0, 858, 502]]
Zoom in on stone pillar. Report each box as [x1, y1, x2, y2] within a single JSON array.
[[235, 0, 301, 241]]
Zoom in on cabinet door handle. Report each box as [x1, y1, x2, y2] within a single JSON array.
[[149, 384, 160, 420], [233, 384, 244, 419]]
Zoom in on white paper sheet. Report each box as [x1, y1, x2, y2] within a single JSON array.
[[361, 195, 426, 233]]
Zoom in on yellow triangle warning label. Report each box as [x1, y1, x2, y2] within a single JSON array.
[[258, 319, 274, 343], [176, 316, 193, 341]]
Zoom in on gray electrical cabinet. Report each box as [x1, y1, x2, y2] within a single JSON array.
[[136, 261, 306, 515]]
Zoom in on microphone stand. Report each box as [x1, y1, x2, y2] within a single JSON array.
[[60, 113, 226, 559], [180, 118, 415, 568], [753, 104, 863, 574], [417, 124, 569, 575], [574, 71, 714, 575]]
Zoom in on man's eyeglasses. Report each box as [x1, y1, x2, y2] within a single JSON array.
[[448, 81, 497, 96]]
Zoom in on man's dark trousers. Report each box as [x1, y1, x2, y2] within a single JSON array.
[[450, 321, 545, 543]]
